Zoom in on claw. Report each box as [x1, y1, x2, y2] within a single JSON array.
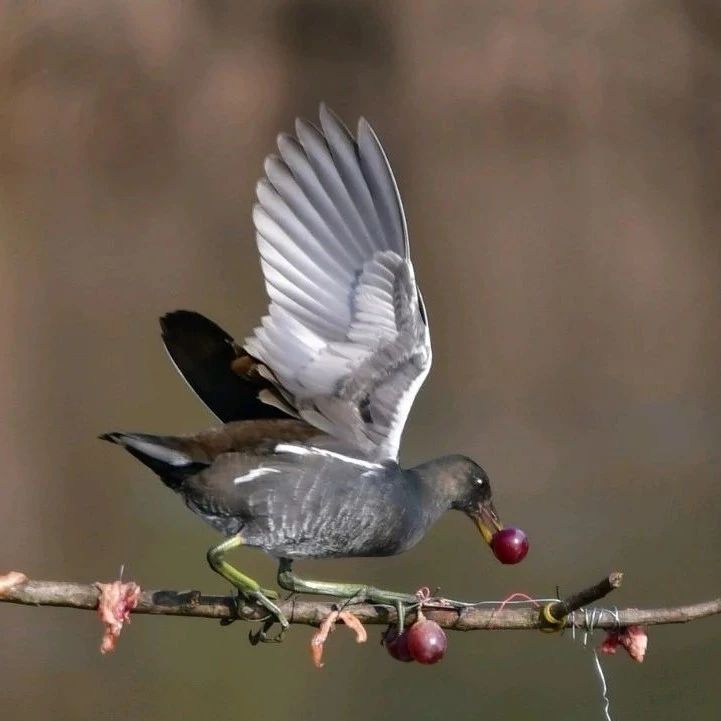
[[219, 589, 288, 643], [245, 590, 289, 644], [248, 616, 289, 645]]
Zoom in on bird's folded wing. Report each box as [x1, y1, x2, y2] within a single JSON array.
[[181, 451, 297, 518], [244, 105, 431, 461], [181, 445, 385, 517]]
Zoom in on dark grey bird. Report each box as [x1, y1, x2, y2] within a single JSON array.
[[102, 105, 517, 640]]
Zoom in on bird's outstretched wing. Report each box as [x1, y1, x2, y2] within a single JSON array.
[[244, 105, 431, 461]]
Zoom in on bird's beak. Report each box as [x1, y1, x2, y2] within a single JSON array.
[[471, 500, 503, 546]]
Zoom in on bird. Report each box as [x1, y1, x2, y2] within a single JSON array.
[[102, 104, 524, 641]]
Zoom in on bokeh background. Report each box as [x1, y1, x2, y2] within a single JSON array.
[[1, 1, 720, 719]]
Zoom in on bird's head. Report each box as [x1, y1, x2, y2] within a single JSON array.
[[427, 455, 528, 564], [447, 458, 502, 545]]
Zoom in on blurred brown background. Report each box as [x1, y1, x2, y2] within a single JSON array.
[[1, 1, 720, 719]]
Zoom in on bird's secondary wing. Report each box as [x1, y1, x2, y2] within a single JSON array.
[[244, 104, 431, 461]]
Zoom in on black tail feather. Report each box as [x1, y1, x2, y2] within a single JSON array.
[[159, 310, 288, 423]]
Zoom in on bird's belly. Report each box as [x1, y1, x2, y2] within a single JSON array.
[[242, 506, 419, 560], [227, 462, 426, 560], [266, 536, 409, 560]]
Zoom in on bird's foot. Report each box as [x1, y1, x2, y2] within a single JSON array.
[[277, 559, 417, 606], [206, 536, 286, 642], [347, 585, 418, 607], [248, 616, 288, 645], [244, 589, 289, 644], [220, 587, 289, 643]]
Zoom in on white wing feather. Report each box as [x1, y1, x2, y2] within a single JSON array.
[[244, 105, 431, 461]]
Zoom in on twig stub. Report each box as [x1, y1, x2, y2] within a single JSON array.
[[541, 572, 624, 630]]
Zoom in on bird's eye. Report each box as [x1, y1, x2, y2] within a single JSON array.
[[475, 477, 485, 486]]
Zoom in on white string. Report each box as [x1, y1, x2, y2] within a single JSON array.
[[426, 596, 562, 610], [572, 606, 620, 721], [400, 596, 563, 614], [465, 597, 561, 607], [593, 649, 613, 721]]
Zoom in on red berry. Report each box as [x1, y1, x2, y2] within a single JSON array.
[[491, 527, 529, 564], [383, 627, 414, 662], [407, 618, 447, 664]]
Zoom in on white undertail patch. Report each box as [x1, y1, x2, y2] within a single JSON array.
[[125, 438, 192, 467]]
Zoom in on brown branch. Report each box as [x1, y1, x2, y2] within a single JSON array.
[[544, 571, 624, 623], [1, 571, 720, 631]]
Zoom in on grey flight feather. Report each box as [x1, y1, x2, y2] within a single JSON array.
[[244, 104, 431, 461]]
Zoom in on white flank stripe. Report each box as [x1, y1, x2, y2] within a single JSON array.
[[274, 443, 382, 469], [233, 468, 282, 484]]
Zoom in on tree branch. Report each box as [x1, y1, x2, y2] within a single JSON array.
[[1, 571, 720, 631]]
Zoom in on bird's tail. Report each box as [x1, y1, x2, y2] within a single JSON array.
[[99, 431, 207, 491], [159, 310, 290, 423]]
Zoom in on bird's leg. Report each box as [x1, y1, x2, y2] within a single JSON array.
[[395, 599, 406, 629], [277, 558, 417, 606], [207, 535, 288, 642]]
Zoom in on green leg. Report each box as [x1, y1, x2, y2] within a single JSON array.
[[395, 599, 406, 630], [277, 558, 417, 606], [207, 535, 288, 642]]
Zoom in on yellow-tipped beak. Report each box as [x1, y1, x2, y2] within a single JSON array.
[[474, 503, 503, 545]]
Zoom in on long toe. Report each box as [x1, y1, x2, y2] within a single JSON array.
[[248, 619, 289, 645], [251, 590, 289, 628]]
